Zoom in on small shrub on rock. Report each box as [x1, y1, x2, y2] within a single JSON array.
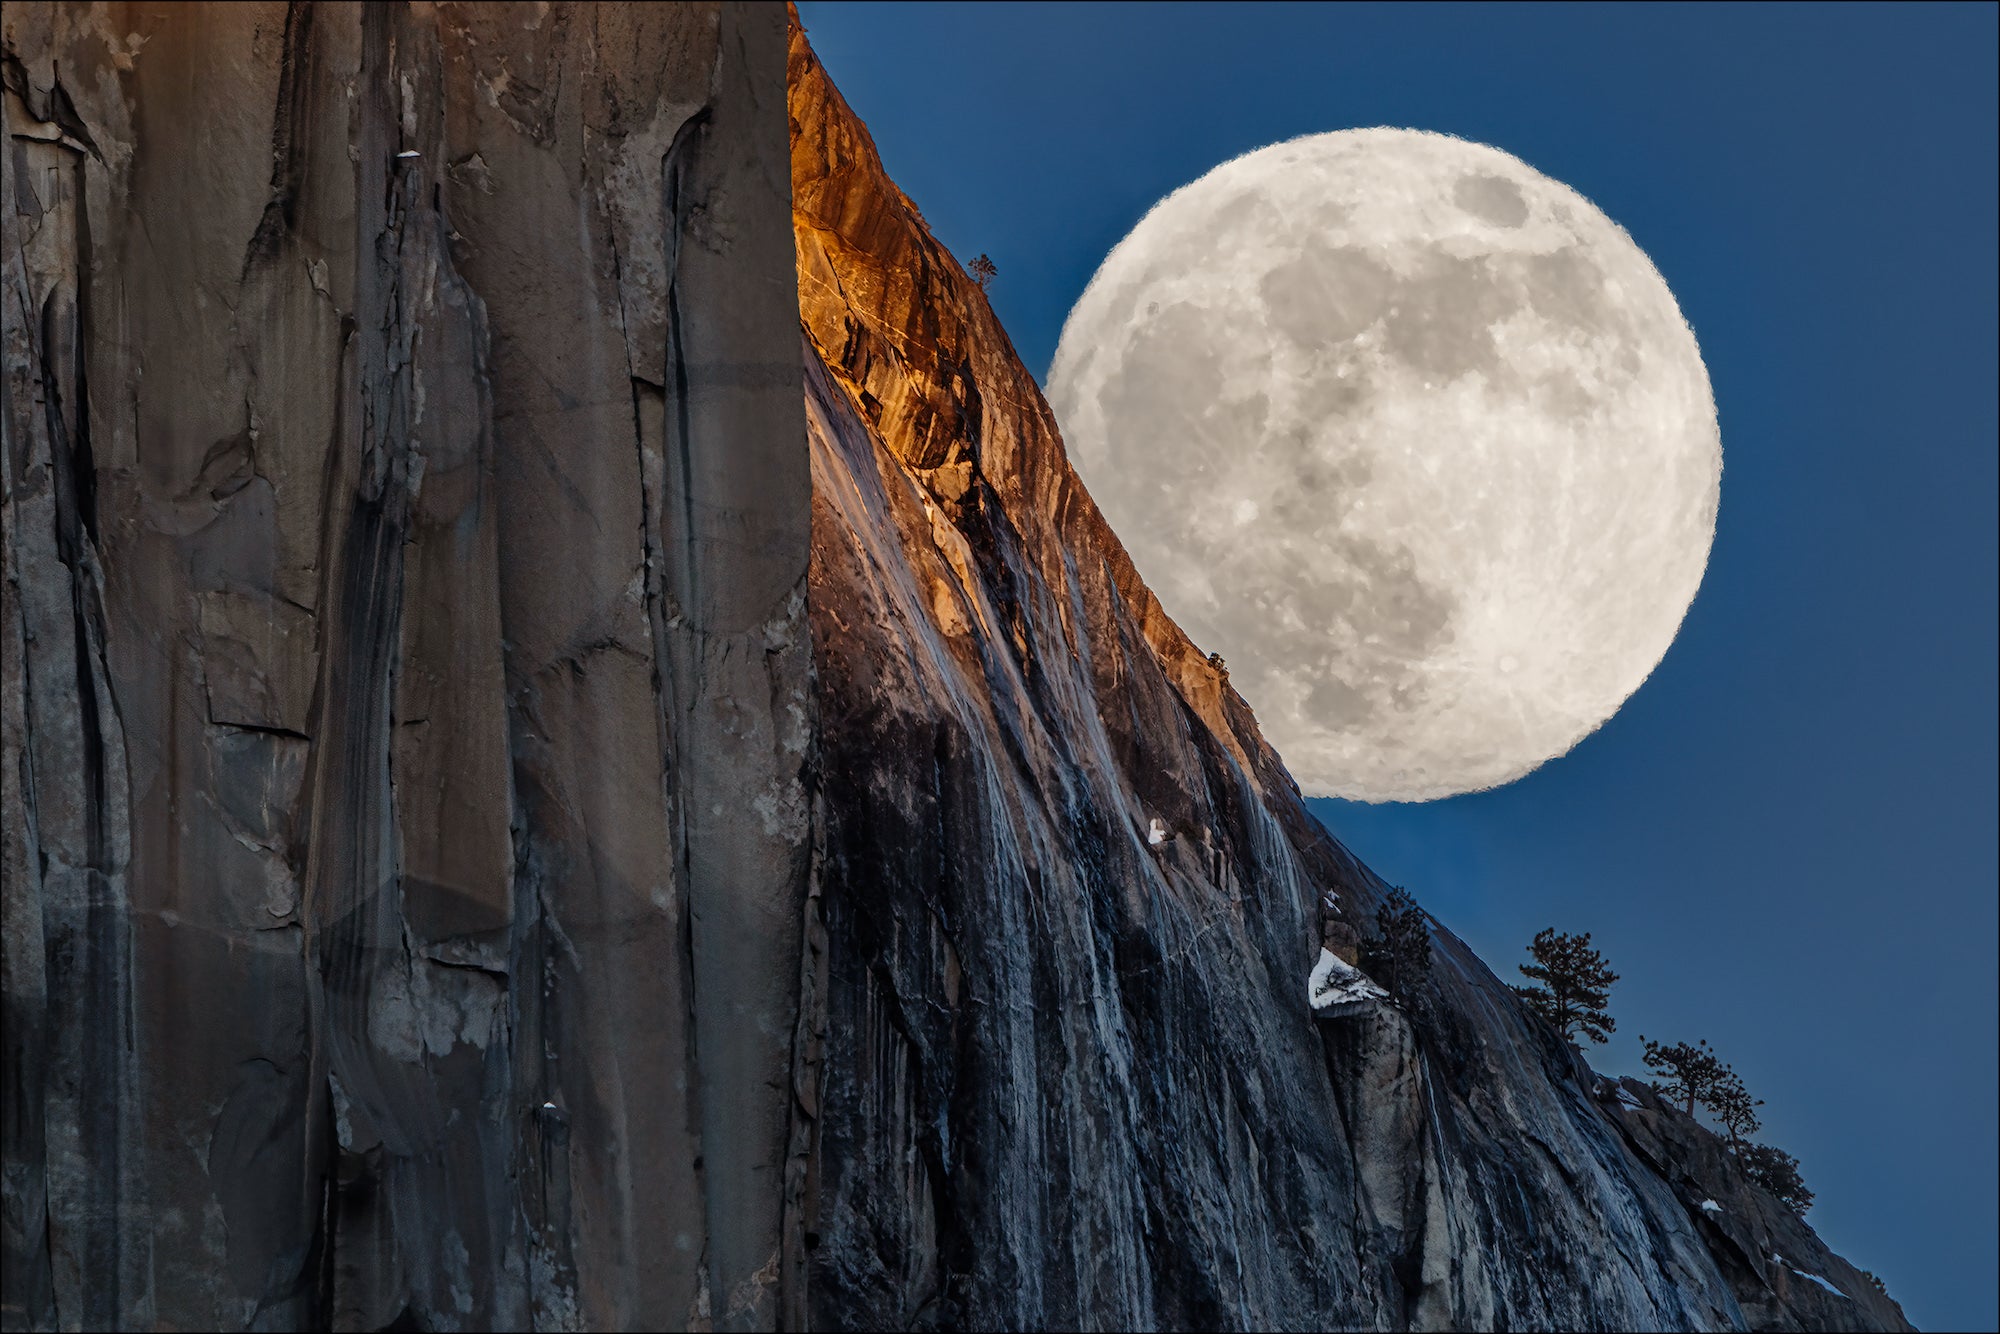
[[1739, 1142, 1814, 1215]]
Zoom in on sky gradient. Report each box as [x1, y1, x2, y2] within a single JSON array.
[[796, 4, 1998, 1328]]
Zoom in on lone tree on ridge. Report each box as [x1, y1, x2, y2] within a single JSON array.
[[968, 252, 998, 289], [1640, 1037, 1732, 1117], [1513, 928, 1619, 1044]]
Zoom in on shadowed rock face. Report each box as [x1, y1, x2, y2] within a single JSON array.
[[5, 4, 808, 1329], [2, 4, 1909, 1333]]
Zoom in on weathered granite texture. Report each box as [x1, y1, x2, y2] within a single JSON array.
[[1593, 1077, 1912, 1334], [2, 2, 1913, 1331], [4, 3, 809, 1329], [787, 17, 1913, 1333]]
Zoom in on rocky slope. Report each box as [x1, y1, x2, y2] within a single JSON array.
[[1, 2, 1911, 1331]]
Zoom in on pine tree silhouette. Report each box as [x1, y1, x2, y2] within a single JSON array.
[[1512, 929, 1619, 1044], [1359, 886, 1431, 1006], [1740, 1143, 1814, 1215], [1708, 1069, 1764, 1150], [968, 253, 998, 290], [1640, 1037, 1727, 1116]]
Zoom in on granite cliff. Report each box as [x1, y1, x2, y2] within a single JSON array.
[[6, 5, 809, 1328], [1, 3, 1912, 1331], [785, 20, 1910, 1334]]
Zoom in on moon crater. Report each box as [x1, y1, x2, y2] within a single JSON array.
[[1049, 129, 1720, 802]]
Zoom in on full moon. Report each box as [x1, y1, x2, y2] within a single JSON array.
[[1049, 129, 1720, 802]]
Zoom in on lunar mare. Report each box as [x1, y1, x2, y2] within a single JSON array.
[[1049, 129, 1720, 802]]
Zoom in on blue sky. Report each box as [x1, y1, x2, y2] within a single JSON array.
[[795, 3, 1998, 1327]]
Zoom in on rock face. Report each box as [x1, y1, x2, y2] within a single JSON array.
[[0, 4, 1911, 1332], [1593, 1077, 1910, 1334], [5, 4, 809, 1329], [786, 20, 1912, 1334]]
